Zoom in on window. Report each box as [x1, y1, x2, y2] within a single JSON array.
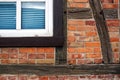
[[0, 0, 63, 47], [0, 0, 53, 37]]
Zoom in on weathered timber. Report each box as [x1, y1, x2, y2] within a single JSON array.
[[89, 0, 113, 63], [103, 9, 118, 19], [67, 8, 118, 19], [67, 8, 92, 19], [0, 64, 120, 75]]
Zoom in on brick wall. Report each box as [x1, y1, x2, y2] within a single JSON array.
[[0, 0, 120, 79], [67, 0, 120, 64]]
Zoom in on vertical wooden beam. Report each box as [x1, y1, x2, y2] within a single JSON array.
[[56, 0, 67, 65], [89, 0, 113, 63]]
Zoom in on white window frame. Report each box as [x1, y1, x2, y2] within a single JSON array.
[[0, 0, 53, 37]]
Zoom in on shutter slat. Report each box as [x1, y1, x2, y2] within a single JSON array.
[[22, 2, 45, 29], [0, 2, 16, 29]]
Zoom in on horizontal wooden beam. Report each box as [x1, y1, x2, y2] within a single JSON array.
[[0, 64, 120, 75], [67, 8, 118, 19]]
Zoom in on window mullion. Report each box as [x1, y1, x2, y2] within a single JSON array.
[[16, 0, 21, 30]]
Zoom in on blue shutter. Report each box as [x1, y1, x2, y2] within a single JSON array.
[[22, 2, 45, 29], [0, 2, 16, 29]]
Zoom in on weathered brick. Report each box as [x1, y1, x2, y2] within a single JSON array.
[[9, 59, 18, 64], [37, 59, 54, 64], [68, 20, 85, 25]]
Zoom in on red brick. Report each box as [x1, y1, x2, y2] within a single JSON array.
[[94, 59, 103, 64], [68, 20, 85, 25], [19, 75, 27, 80], [114, 0, 118, 3], [1, 54, 9, 59], [28, 75, 39, 80], [19, 53, 28, 59], [19, 48, 36, 53], [28, 59, 36, 64], [86, 32, 97, 36], [68, 25, 77, 31], [85, 42, 101, 47], [49, 76, 58, 80], [9, 53, 18, 59], [0, 76, 7, 80], [19, 59, 28, 64], [94, 48, 101, 53], [77, 48, 86, 53], [110, 38, 119, 42], [68, 3, 88, 8], [68, 48, 76, 53], [68, 59, 76, 64], [103, 3, 118, 8], [68, 36, 76, 42], [1, 48, 18, 54], [101, 0, 113, 3], [114, 53, 119, 58], [28, 54, 37, 59], [86, 53, 102, 58], [86, 21, 96, 26], [107, 20, 119, 27], [77, 59, 93, 64], [36, 54, 45, 59], [39, 76, 48, 80], [73, 0, 88, 2], [69, 76, 79, 80], [9, 59, 18, 64], [71, 54, 83, 59], [1, 59, 9, 64], [46, 53, 54, 59], [37, 48, 45, 53], [44, 48, 54, 53], [8, 76, 17, 80]]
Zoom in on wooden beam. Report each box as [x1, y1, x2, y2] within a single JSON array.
[[89, 0, 113, 63], [0, 64, 120, 75], [67, 8, 92, 19]]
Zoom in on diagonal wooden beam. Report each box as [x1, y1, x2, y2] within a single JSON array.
[[89, 0, 113, 63]]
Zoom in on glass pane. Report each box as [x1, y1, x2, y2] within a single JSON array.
[[22, 2, 45, 29], [0, 2, 16, 29]]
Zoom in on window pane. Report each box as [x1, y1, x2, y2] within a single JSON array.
[[22, 2, 45, 29], [0, 2, 16, 29]]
